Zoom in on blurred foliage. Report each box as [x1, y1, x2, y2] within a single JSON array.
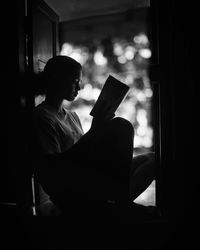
[[61, 33, 153, 151]]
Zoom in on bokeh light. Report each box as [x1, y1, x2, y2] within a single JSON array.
[[60, 32, 155, 205], [60, 34, 153, 150]]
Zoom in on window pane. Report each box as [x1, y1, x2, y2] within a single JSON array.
[[60, 7, 155, 206]]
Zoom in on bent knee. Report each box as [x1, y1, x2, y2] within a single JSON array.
[[111, 117, 134, 135]]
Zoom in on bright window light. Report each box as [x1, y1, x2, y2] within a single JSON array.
[[139, 48, 152, 59], [133, 33, 149, 45], [94, 50, 107, 66]]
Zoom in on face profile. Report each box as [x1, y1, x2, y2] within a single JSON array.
[[43, 55, 82, 103], [63, 71, 82, 101]]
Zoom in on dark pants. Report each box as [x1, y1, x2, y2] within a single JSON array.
[[37, 117, 134, 211]]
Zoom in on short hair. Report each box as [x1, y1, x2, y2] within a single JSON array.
[[43, 55, 81, 80], [42, 55, 82, 93]]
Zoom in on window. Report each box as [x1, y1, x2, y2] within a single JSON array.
[[60, 7, 155, 206]]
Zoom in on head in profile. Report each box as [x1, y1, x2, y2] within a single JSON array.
[[42, 55, 82, 104]]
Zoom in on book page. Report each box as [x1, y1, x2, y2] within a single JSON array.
[[90, 75, 130, 118]]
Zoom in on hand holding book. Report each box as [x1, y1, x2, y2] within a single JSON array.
[[90, 75, 130, 119]]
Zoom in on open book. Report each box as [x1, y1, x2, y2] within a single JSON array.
[[90, 75, 130, 118]]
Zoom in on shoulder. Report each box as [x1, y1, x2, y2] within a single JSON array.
[[33, 102, 55, 125]]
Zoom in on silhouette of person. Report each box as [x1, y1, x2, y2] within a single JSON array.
[[33, 55, 155, 216]]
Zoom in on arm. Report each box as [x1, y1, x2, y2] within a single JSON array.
[[33, 112, 61, 155]]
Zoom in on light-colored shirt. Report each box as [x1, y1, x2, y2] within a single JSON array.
[[34, 102, 84, 154], [33, 101, 84, 215]]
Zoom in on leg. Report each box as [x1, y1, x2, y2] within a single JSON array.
[[129, 152, 155, 201], [76, 117, 134, 204], [99, 117, 134, 204], [37, 117, 135, 210]]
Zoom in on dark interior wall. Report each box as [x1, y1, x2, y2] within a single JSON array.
[[0, 1, 24, 204], [18, 0, 60, 209], [0, 0, 59, 206], [157, 1, 198, 224], [30, 0, 59, 74]]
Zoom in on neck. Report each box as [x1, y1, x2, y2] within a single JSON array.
[[45, 95, 63, 112]]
